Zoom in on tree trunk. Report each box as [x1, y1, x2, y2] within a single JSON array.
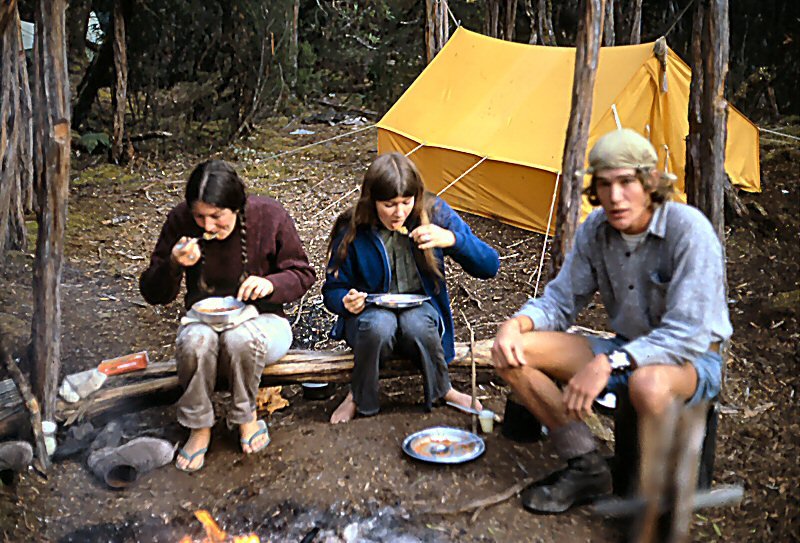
[[603, 0, 615, 46], [629, 0, 643, 44], [0, 3, 25, 258], [0, 0, 16, 35], [686, 0, 729, 243], [426, 0, 451, 63], [485, 0, 500, 39], [17, 9, 34, 216], [524, 0, 539, 44], [72, 33, 113, 129], [65, 0, 91, 71], [549, 0, 605, 279], [537, 0, 557, 45], [111, 0, 128, 164], [504, 0, 518, 41], [31, 0, 71, 423]]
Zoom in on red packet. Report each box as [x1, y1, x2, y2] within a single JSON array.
[[98, 351, 149, 376]]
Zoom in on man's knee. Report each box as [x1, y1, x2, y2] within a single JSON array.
[[628, 366, 676, 416]]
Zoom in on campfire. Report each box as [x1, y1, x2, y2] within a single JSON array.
[[179, 510, 259, 543]]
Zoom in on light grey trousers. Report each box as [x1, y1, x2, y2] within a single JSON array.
[[175, 313, 292, 428]]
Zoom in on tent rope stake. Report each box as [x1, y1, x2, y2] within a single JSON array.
[[532, 172, 561, 297]]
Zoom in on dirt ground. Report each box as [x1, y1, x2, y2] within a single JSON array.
[[0, 116, 797, 542]]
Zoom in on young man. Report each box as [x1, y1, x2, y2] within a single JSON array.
[[492, 129, 731, 513]]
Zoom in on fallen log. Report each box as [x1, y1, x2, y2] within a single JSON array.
[[0, 339, 495, 436]]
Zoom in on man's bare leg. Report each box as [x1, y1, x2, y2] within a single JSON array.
[[629, 363, 700, 542], [330, 391, 358, 424], [496, 331, 612, 513]]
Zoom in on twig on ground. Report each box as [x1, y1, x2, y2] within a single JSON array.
[[461, 310, 478, 435], [425, 477, 535, 515], [292, 293, 307, 327]]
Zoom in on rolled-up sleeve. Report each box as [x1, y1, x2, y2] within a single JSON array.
[[515, 221, 598, 331]]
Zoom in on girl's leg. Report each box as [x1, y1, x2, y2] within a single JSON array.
[[175, 323, 219, 469], [219, 314, 292, 453], [332, 307, 398, 423], [395, 302, 479, 411]]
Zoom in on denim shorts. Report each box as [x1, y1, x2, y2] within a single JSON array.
[[585, 336, 722, 406]]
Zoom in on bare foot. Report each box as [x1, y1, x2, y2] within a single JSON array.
[[330, 392, 358, 424], [240, 413, 269, 454], [444, 388, 483, 412], [176, 427, 211, 471]]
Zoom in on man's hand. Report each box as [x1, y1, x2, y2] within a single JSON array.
[[342, 288, 368, 315], [409, 224, 456, 250], [491, 317, 532, 369], [563, 354, 612, 420], [237, 276, 274, 301]]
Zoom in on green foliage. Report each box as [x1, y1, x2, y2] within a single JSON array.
[[78, 132, 110, 154]]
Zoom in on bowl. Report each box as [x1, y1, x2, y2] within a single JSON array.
[[302, 382, 335, 400], [191, 296, 246, 324]]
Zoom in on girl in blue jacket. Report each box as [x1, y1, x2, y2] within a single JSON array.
[[323, 152, 500, 423]]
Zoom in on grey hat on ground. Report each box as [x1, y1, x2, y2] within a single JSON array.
[[588, 128, 659, 173], [87, 437, 176, 489]]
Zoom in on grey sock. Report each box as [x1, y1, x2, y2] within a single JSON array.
[[550, 421, 598, 460]]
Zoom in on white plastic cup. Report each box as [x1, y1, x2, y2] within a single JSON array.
[[41, 420, 57, 456], [479, 410, 495, 433]]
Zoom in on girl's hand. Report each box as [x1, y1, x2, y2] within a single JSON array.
[[343, 288, 368, 315], [409, 224, 456, 250], [171, 237, 201, 267], [238, 276, 274, 301]]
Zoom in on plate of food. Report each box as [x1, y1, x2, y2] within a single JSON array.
[[402, 426, 485, 464], [367, 293, 430, 309], [191, 296, 246, 324]]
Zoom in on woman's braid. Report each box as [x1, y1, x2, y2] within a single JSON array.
[[239, 203, 249, 283]]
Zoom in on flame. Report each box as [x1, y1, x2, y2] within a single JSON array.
[[179, 509, 260, 543]]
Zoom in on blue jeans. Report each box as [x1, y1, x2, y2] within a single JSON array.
[[343, 301, 450, 415], [585, 336, 722, 406]]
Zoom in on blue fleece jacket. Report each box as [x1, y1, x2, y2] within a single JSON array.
[[322, 197, 500, 362]]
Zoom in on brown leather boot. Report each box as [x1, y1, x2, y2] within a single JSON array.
[[522, 451, 612, 513]]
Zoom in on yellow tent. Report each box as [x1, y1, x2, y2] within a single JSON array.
[[377, 27, 761, 234]]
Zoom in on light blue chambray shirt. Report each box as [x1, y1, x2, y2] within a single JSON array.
[[516, 201, 733, 366]]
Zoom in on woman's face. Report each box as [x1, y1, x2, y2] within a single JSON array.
[[375, 195, 415, 231], [191, 201, 238, 240]]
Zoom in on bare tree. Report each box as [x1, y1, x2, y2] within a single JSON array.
[[685, 0, 730, 242], [30, 0, 72, 423], [425, 0, 450, 63], [111, 0, 128, 164], [603, 0, 615, 45], [538, 0, 557, 45], [549, 0, 606, 277], [524, 0, 539, 43], [629, 0, 643, 44]]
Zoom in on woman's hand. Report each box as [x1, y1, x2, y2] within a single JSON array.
[[237, 276, 274, 301], [171, 237, 201, 267], [409, 224, 456, 250], [342, 288, 368, 315]]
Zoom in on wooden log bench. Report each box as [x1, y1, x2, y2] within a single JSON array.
[[0, 339, 494, 438]]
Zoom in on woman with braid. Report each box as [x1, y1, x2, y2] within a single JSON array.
[[323, 153, 500, 423], [140, 160, 315, 471]]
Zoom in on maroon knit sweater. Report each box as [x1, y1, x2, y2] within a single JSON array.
[[139, 196, 315, 317]]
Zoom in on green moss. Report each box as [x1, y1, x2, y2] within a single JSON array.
[[72, 163, 138, 188]]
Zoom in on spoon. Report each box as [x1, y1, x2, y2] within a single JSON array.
[[175, 232, 218, 251]]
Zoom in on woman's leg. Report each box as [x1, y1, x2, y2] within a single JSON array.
[[219, 314, 292, 453], [395, 302, 481, 411], [331, 307, 398, 423], [175, 323, 219, 470]]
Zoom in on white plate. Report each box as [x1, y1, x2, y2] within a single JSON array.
[[402, 426, 485, 464], [367, 293, 430, 309]]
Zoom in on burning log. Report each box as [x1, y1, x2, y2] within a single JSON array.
[[0, 339, 495, 436]]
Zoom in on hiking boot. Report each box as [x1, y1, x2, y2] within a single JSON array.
[[522, 451, 612, 513]]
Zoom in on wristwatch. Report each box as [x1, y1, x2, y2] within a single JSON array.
[[608, 350, 632, 373]]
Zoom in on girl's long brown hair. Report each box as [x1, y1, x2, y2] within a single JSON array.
[[327, 152, 444, 282]]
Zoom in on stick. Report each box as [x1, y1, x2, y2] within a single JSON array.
[[461, 310, 477, 434], [425, 477, 535, 515], [1, 349, 49, 473]]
